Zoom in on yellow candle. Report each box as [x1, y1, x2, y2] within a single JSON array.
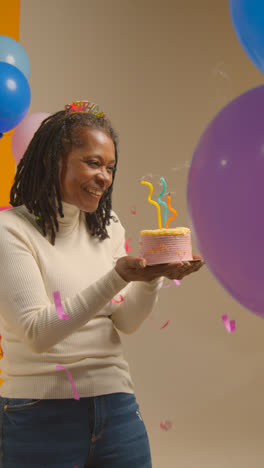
[[165, 194, 177, 228], [141, 181, 162, 229]]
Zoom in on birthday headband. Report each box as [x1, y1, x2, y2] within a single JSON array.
[[64, 100, 106, 119]]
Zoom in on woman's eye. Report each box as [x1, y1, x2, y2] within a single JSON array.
[[86, 161, 99, 166], [85, 161, 115, 173]]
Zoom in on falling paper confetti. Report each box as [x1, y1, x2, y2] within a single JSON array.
[[222, 314, 236, 333], [53, 291, 70, 320], [112, 295, 124, 304], [150, 315, 170, 330], [0, 335, 4, 359], [125, 238, 132, 253], [130, 206, 136, 215], [56, 365, 80, 400], [160, 420, 173, 431], [162, 279, 181, 289]]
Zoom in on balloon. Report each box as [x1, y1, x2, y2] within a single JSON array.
[[0, 62, 31, 135], [187, 85, 264, 319], [0, 35, 30, 79], [11, 112, 51, 165], [229, 0, 264, 74]]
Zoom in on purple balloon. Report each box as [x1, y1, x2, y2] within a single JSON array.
[[187, 85, 264, 319]]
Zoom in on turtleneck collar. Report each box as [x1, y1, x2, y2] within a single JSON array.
[[56, 201, 82, 234]]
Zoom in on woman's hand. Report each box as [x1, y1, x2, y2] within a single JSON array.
[[115, 255, 205, 283]]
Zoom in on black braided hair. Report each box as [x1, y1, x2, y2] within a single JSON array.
[[10, 110, 119, 245]]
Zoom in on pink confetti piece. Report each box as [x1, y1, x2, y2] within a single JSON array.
[[111, 295, 124, 304], [150, 315, 170, 330], [160, 420, 173, 431], [162, 279, 181, 289], [125, 238, 132, 253], [53, 291, 70, 320], [130, 205, 136, 215], [222, 314, 236, 333], [56, 365, 80, 400]]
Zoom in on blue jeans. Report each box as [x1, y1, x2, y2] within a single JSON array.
[[0, 392, 152, 467]]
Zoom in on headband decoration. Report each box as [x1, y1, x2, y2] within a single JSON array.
[[64, 100, 106, 119]]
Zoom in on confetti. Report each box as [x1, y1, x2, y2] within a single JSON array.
[[162, 279, 181, 289], [111, 295, 124, 304], [150, 315, 170, 330], [160, 420, 173, 431], [125, 238, 132, 253], [0, 370, 4, 386], [130, 206, 136, 215], [222, 314, 236, 333], [0, 335, 3, 359], [56, 365, 80, 400], [53, 291, 70, 320]]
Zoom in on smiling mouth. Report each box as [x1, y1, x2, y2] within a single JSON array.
[[84, 188, 103, 198]]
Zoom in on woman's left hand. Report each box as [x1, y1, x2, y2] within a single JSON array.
[[160, 255, 205, 280]]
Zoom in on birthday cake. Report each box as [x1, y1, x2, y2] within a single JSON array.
[[139, 227, 192, 265]]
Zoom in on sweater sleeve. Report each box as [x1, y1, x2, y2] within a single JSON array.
[[109, 215, 164, 334], [0, 224, 128, 353]]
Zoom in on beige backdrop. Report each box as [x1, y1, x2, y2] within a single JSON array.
[[20, 1, 264, 467]]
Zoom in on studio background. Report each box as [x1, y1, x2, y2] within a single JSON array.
[[7, 0, 264, 466]]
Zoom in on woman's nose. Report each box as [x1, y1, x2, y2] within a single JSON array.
[[96, 167, 112, 184]]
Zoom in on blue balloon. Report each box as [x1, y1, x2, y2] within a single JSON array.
[[0, 62, 31, 135], [229, 0, 264, 74], [0, 35, 30, 79]]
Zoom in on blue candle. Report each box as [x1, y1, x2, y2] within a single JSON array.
[[157, 177, 168, 226]]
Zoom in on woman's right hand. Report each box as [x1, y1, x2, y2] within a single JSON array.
[[115, 256, 149, 282]]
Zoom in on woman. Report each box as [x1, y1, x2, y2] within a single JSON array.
[[0, 101, 204, 468]]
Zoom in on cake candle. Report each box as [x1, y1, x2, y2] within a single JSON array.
[[141, 181, 162, 229], [165, 194, 177, 228], [157, 177, 168, 225]]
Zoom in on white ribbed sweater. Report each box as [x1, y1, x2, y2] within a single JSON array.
[[0, 202, 162, 399]]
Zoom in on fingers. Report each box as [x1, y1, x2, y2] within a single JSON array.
[[192, 255, 204, 262], [163, 259, 205, 280], [192, 261, 204, 272]]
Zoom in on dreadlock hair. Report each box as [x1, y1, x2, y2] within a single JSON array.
[[10, 110, 119, 246]]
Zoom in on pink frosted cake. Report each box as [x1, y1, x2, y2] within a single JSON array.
[[139, 227, 192, 265]]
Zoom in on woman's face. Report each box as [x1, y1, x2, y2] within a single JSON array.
[[59, 127, 116, 212]]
